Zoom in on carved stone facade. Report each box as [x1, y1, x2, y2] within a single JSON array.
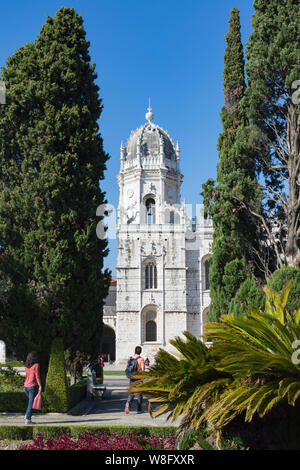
[[104, 106, 213, 364]]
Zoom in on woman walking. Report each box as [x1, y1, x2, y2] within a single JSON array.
[[24, 351, 42, 425]]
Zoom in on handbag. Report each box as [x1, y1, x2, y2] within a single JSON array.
[[32, 391, 42, 410]]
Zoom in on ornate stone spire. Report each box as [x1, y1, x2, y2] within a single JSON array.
[[120, 140, 124, 159], [175, 141, 180, 158], [145, 97, 154, 122]]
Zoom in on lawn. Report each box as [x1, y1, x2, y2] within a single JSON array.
[[103, 371, 125, 376]]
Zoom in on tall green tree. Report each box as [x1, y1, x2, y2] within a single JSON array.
[[241, 0, 300, 268], [201, 7, 260, 321], [0, 8, 110, 381]]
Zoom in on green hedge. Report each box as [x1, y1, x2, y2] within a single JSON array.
[[43, 338, 69, 413], [67, 379, 87, 410], [0, 392, 27, 412], [0, 425, 177, 441], [0, 426, 33, 440]]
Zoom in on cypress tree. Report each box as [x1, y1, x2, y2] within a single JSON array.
[[228, 276, 264, 318], [0, 8, 110, 380], [245, 0, 300, 268], [201, 7, 260, 321]]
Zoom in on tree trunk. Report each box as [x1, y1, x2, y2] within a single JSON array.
[[70, 363, 83, 385], [286, 102, 300, 266]]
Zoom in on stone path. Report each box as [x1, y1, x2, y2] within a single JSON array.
[[0, 375, 179, 428]]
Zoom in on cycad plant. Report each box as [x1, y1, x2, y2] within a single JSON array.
[[130, 283, 300, 445], [202, 282, 300, 428], [129, 332, 232, 430]]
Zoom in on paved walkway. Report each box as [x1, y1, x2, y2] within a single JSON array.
[[0, 375, 179, 428]]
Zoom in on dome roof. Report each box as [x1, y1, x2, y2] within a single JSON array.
[[125, 107, 176, 161]]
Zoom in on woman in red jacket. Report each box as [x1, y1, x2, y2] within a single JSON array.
[[24, 351, 42, 425]]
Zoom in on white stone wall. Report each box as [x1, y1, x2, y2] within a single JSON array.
[[187, 313, 202, 339], [0, 340, 6, 363], [103, 314, 117, 331], [116, 311, 139, 364]]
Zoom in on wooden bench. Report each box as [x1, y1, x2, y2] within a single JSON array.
[[86, 367, 107, 400]]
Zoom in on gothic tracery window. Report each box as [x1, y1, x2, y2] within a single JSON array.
[[204, 259, 210, 290], [170, 210, 174, 225], [145, 262, 157, 289]]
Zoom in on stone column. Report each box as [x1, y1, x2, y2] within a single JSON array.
[[139, 252, 142, 345], [162, 248, 166, 345]]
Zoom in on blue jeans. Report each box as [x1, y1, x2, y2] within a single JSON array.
[[24, 385, 39, 420], [126, 380, 143, 411]]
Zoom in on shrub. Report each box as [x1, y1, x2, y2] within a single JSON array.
[[69, 425, 177, 439], [0, 366, 24, 391], [43, 338, 69, 412], [0, 392, 27, 412], [228, 276, 264, 318], [0, 425, 177, 441], [175, 428, 215, 450], [267, 267, 300, 314], [0, 426, 33, 440], [0, 365, 27, 412], [68, 379, 87, 409], [32, 426, 71, 439]]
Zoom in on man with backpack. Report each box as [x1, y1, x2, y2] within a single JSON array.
[[125, 346, 145, 414]]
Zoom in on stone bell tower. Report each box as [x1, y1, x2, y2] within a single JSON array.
[[114, 104, 213, 365], [115, 104, 189, 364]]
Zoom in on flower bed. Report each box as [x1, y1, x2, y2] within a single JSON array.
[[19, 431, 176, 450]]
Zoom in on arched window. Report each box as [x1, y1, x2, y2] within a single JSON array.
[[146, 320, 157, 342], [145, 262, 157, 289], [204, 259, 210, 290], [146, 198, 155, 224], [170, 210, 174, 225], [141, 307, 158, 343], [101, 325, 116, 362]]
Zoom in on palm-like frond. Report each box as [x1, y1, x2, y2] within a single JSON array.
[[129, 332, 231, 426], [201, 283, 300, 426], [131, 283, 300, 433]]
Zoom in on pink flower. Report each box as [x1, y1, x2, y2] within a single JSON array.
[[18, 431, 176, 450]]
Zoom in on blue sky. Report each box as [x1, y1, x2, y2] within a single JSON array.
[[0, 0, 255, 277]]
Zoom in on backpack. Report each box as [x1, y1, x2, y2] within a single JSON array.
[[125, 356, 140, 379]]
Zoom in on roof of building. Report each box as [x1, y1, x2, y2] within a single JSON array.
[[123, 105, 178, 162]]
